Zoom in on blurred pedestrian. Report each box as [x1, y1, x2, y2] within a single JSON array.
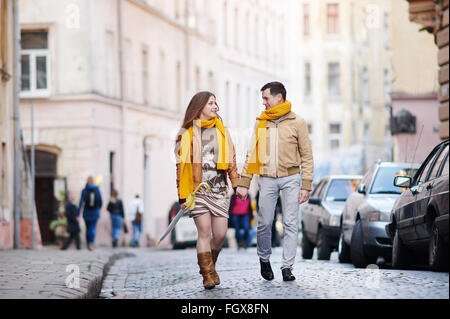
[[107, 189, 125, 248], [228, 193, 252, 249], [236, 82, 314, 282], [175, 91, 239, 289], [61, 192, 80, 250], [77, 176, 103, 251], [127, 194, 144, 247]]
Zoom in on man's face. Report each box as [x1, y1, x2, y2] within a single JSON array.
[[262, 89, 283, 110]]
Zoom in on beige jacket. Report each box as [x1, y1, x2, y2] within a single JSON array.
[[238, 111, 314, 190]]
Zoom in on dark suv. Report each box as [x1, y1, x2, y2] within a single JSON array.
[[339, 161, 419, 268], [386, 139, 449, 271]]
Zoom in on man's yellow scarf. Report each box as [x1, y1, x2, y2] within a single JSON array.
[[179, 117, 229, 199], [247, 100, 292, 175]]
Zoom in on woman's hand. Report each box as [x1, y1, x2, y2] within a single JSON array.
[[180, 203, 187, 210]]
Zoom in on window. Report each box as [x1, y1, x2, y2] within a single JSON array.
[[304, 62, 311, 97], [370, 166, 419, 194], [223, 2, 228, 46], [362, 67, 369, 103], [325, 178, 361, 201], [327, 4, 339, 34], [234, 7, 239, 50], [329, 123, 341, 150], [328, 62, 340, 97], [303, 4, 310, 36], [383, 69, 390, 106], [109, 152, 115, 195], [429, 145, 449, 180], [142, 49, 149, 105], [20, 30, 50, 97], [176, 61, 182, 111], [195, 66, 201, 92], [0, 143, 6, 217], [311, 180, 325, 198], [383, 12, 390, 49]]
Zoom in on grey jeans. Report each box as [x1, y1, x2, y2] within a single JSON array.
[[257, 173, 300, 270]]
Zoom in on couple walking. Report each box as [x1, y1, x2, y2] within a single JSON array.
[[175, 82, 314, 289]]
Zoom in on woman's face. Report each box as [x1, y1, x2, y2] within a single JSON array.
[[200, 95, 219, 121]]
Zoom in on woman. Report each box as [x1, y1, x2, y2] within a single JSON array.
[[228, 193, 252, 249], [175, 91, 239, 289], [107, 189, 125, 248], [77, 176, 103, 251]]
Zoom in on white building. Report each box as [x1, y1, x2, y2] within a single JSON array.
[[18, 0, 298, 247]]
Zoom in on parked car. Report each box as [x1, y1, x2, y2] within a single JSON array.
[[339, 161, 420, 268], [301, 175, 362, 260], [386, 139, 449, 271], [168, 202, 197, 249]]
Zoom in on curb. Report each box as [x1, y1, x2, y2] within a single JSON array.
[[83, 251, 136, 299]]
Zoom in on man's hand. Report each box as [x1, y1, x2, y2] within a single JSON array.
[[180, 203, 187, 210], [236, 186, 249, 201], [298, 190, 310, 204]]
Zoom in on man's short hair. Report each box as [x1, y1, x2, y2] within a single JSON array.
[[261, 82, 287, 101]]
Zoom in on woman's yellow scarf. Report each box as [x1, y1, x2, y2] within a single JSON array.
[[179, 117, 229, 199], [247, 100, 292, 175]]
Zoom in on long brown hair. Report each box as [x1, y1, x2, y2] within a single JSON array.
[[176, 91, 220, 143]]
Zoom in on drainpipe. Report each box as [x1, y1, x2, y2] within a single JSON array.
[[12, 0, 21, 249]]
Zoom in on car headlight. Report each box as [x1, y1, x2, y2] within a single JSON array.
[[329, 215, 340, 227]]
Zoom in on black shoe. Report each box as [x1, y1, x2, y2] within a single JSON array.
[[282, 268, 296, 281], [260, 259, 274, 281]]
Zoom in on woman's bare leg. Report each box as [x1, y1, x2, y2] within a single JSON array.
[[210, 215, 228, 251], [194, 213, 212, 253]]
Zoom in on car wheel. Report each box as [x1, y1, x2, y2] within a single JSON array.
[[301, 228, 314, 259], [429, 220, 449, 272], [350, 219, 377, 268], [317, 227, 332, 260], [338, 229, 351, 263], [392, 229, 411, 269]]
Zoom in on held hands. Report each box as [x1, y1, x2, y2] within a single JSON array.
[[298, 190, 310, 204], [236, 186, 249, 201]]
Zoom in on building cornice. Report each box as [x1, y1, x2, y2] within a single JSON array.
[[390, 91, 438, 101], [20, 93, 183, 121]]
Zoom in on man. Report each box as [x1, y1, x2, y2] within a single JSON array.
[[236, 82, 314, 281], [61, 192, 81, 250], [127, 194, 144, 247]]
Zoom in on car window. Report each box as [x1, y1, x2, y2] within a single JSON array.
[[440, 153, 449, 176], [370, 166, 419, 194], [325, 179, 361, 201], [416, 146, 441, 184], [317, 180, 329, 198], [310, 181, 324, 197], [361, 165, 376, 188], [429, 145, 449, 180]]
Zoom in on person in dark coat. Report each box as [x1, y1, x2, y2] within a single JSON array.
[[77, 176, 103, 251], [61, 192, 81, 250], [107, 189, 125, 248]]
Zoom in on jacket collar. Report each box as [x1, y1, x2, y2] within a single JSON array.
[[267, 111, 296, 123]]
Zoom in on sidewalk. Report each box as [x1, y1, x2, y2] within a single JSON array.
[[0, 246, 135, 299]]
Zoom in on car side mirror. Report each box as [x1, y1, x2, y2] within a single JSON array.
[[394, 176, 412, 188], [357, 184, 366, 194], [308, 197, 321, 205]]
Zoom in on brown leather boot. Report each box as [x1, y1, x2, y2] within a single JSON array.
[[211, 249, 221, 285], [197, 252, 216, 289]]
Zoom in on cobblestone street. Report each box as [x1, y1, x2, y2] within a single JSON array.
[[100, 247, 449, 299]]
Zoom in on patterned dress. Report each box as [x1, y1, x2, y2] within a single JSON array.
[[190, 127, 231, 219]]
